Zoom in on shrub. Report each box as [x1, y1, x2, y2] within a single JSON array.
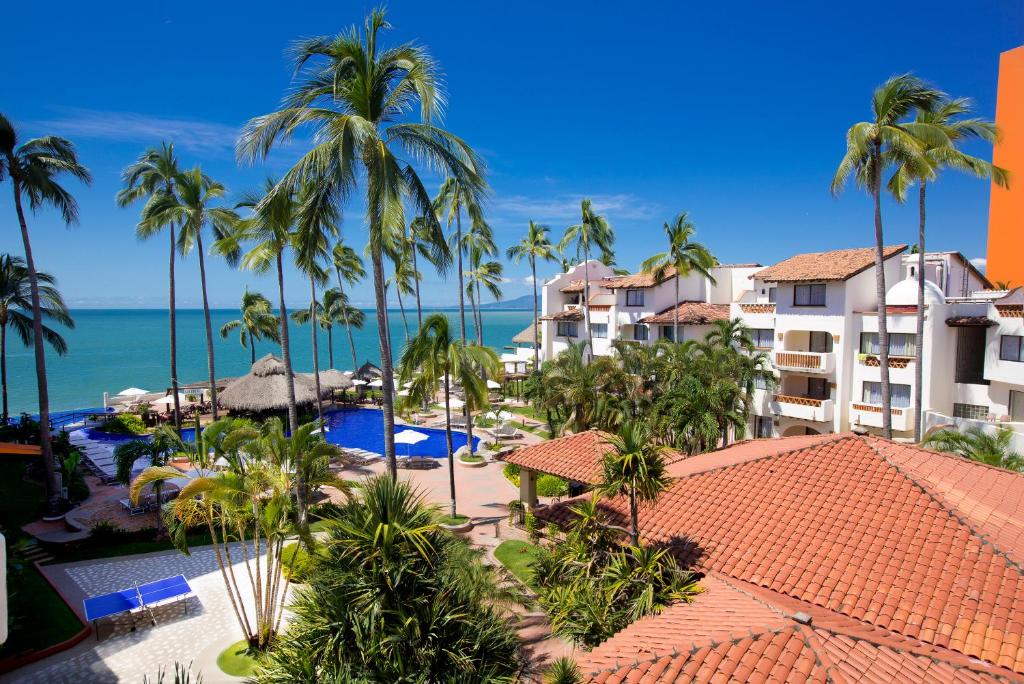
[[507, 499, 524, 526], [88, 520, 131, 544], [98, 413, 147, 435], [281, 542, 317, 583], [501, 462, 568, 497], [524, 510, 540, 543], [459, 453, 484, 463]]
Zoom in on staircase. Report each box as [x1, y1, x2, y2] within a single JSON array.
[[20, 538, 55, 565]]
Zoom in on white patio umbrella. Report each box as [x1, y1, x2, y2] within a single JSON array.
[[350, 379, 367, 387], [402, 381, 414, 389], [497, 410, 513, 421], [368, 378, 383, 388], [150, 393, 193, 408], [448, 397, 465, 409], [397, 389, 410, 397], [394, 429, 428, 456], [486, 379, 501, 390], [117, 387, 149, 397]]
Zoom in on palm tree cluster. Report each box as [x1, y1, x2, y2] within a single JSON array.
[[527, 319, 773, 452], [923, 426, 1023, 471], [220, 289, 280, 365], [253, 475, 521, 682]]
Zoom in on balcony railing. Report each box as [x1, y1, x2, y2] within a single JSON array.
[[772, 394, 833, 422], [772, 350, 834, 373], [850, 403, 915, 432], [739, 303, 776, 314]]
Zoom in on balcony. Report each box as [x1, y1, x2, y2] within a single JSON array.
[[772, 350, 834, 374], [739, 303, 776, 315], [772, 394, 833, 422], [850, 403, 915, 432]]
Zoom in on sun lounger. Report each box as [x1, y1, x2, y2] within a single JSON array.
[[120, 498, 146, 516], [491, 423, 523, 439], [449, 415, 468, 429]]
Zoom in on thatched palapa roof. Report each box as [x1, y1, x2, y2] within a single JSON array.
[[300, 369, 354, 391], [218, 354, 328, 412], [512, 319, 541, 346], [354, 361, 383, 381]]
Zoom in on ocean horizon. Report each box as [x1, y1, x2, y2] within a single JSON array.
[[5, 308, 534, 415]]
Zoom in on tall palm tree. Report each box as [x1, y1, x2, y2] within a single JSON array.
[[600, 421, 672, 545], [144, 167, 238, 420], [239, 9, 484, 478], [295, 288, 362, 369], [831, 74, 944, 439], [220, 289, 280, 365], [507, 220, 557, 370], [640, 213, 717, 343], [435, 178, 488, 344], [294, 209, 338, 426], [459, 215, 497, 345], [331, 242, 366, 371], [117, 142, 185, 431], [398, 313, 498, 517], [888, 97, 1009, 441], [560, 199, 614, 361], [387, 240, 419, 342], [0, 114, 91, 514], [408, 214, 452, 327], [0, 256, 73, 422], [923, 426, 1023, 471], [466, 246, 503, 344], [220, 179, 301, 433], [113, 425, 180, 533]]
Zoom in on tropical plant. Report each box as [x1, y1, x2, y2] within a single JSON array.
[[252, 475, 521, 682], [466, 245, 503, 343], [831, 74, 944, 438], [239, 9, 485, 479], [0, 255, 73, 422], [435, 177, 487, 344], [0, 114, 91, 515], [114, 426, 183, 532], [398, 313, 499, 517], [560, 199, 614, 360], [600, 421, 673, 545], [640, 213, 717, 343], [219, 289, 280, 366], [132, 417, 344, 649], [408, 213, 452, 327], [142, 661, 203, 684], [507, 220, 558, 370], [142, 167, 238, 420], [543, 657, 583, 684], [888, 97, 1009, 441], [386, 236, 419, 342], [117, 142, 185, 431], [295, 287, 364, 370], [330, 242, 366, 371], [533, 341, 628, 434], [923, 427, 1023, 471]]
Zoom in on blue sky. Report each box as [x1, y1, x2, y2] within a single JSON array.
[[1, 1, 1021, 308]]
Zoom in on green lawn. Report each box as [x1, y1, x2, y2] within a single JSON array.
[[494, 540, 541, 588], [438, 514, 470, 526], [218, 639, 259, 677]]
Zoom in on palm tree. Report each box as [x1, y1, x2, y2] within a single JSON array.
[[398, 313, 498, 517], [435, 177, 487, 344], [220, 289, 281, 365], [114, 426, 181, 533], [387, 239, 419, 342], [888, 97, 1009, 441], [507, 220, 557, 370], [295, 236, 336, 426], [831, 75, 944, 438], [560, 199, 614, 360], [600, 421, 672, 545], [331, 242, 366, 371], [0, 114, 91, 514], [239, 9, 484, 478], [0, 256, 73, 422], [143, 167, 238, 420], [923, 427, 1023, 471], [408, 214, 452, 327], [296, 288, 362, 369], [641, 213, 717, 343], [117, 142, 185, 431], [220, 179, 301, 433], [465, 245, 503, 344]]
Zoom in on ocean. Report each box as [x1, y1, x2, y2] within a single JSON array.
[[4, 308, 534, 415]]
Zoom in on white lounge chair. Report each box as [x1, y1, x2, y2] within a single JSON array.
[[491, 422, 522, 439]]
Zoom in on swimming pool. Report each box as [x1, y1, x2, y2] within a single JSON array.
[[83, 427, 198, 444], [321, 407, 478, 457]]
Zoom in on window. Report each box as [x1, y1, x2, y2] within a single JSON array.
[[859, 332, 917, 356], [793, 283, 826, 306], [556, 321, 578, 338], [768, 287, 777, 304], [751, 328, 774, 349], [566, 293, 581, 305], [955, 327, 988, 384], [807, 377, 829, 400], [1000, 335, 1024, 362], [625, 289, 645, 307], [953, 403, 989, 420], [754, 416, 774, 438], [660, 326, 675, 342], [809, 331, 833, 353], [592, 323, 608, 339], [1011, 391, 1024, 422], [633, 324, 649, 341], [861, 381, 911, 408]]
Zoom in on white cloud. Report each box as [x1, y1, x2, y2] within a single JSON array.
[[34, 108, 241, 154], [490, 192, 656, 221], [521, 275, 537, 286], [970, 257, 987, 274]]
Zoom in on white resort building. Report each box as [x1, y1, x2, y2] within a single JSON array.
[[538, 245, 1024, 448]]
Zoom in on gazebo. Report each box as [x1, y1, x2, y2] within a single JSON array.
[[218, 354, 328, 415], [354, 361, 383, 382]]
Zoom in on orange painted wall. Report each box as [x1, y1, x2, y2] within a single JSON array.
[[987, 46, 1024, 288]]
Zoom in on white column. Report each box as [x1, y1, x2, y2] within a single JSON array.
[[519, 468, 538, 508]]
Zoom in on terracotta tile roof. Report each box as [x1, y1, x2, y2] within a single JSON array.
[[500, 430, 685, 485], [753, 245, 907, 283], [560, 280, 585, 293], [601, 266, 678, 290], [540, 308, 584, 322], [946, 315, 997, 327], [537, 434, 1024, 677], [638, 302, 731, 325]]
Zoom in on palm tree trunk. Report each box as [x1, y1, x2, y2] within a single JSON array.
[[309, 276, 323, 425], [872, 142, 892, 438], [335, 267, 358, 371], [327, 324, 334, 370], [370, 245, 398, 478], [454, 209, 473, 449], [583, 244, 593, 362], [1, 322, 8, 423], [12, 181, 58, 515], [250, 334, 256, 366], [195, 230, 218, 420], [913, 182, 927, 442], [396, 286, 410, 342], [276, 253, 298, 434], [168, 223, 182, 434], [475, 277, 484, 345], [673, 275, 680, 343], [531, 257, 540, 371], [444, 371, 456, 517], [630, 489, 638, 546], [411, 238, 423, 329]]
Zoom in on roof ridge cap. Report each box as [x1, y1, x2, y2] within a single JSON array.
[[672, 433, 853, 481], [863, 437, 1024, 577], [877, 435, 1024, 478]]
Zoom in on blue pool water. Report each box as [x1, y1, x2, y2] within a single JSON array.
[[83, 427, 197, 443], [322, 407, 478, 457]]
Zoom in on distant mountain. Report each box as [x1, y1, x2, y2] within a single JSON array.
[[479, 294, 534, 310]]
